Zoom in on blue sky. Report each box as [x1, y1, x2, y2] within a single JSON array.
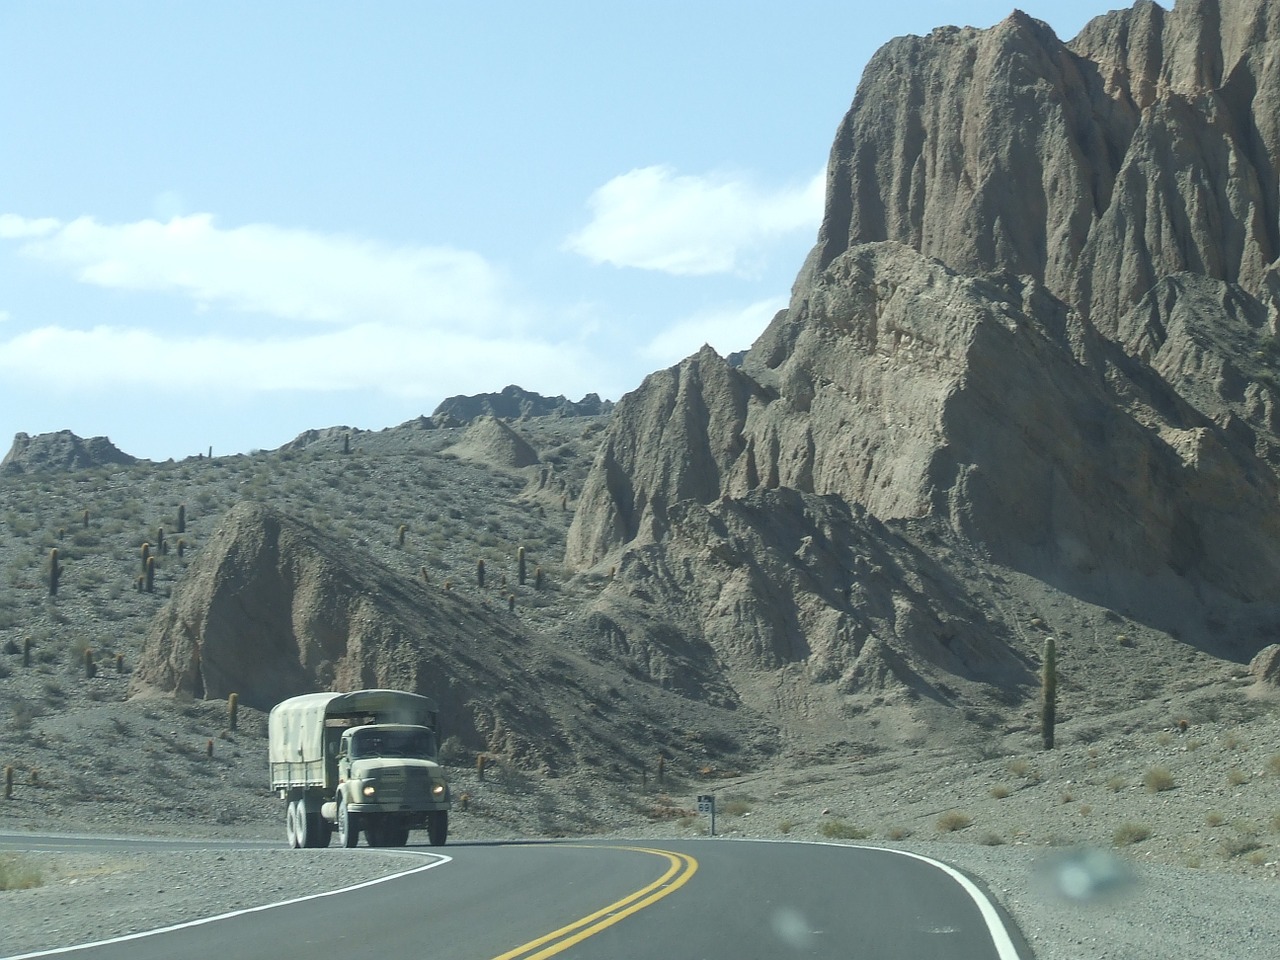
[[1, 1, 1118, 461]]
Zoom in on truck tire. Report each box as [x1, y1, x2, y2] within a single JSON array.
[[338, 796, 360, 848], [286, 799, 301, 849], [293, 799, 310, 849], [311, 813, 333, 849], [427, 810, 448, 846], [385, 824, 410, 847]]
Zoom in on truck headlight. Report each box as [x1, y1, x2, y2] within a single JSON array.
[[362, 784, 377, 797], [431, 783, 446, 797]]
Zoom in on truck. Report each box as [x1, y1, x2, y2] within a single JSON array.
[[268, 689, 451, 848]]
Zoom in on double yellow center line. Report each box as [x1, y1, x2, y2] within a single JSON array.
[[491, 846, 698, 960]]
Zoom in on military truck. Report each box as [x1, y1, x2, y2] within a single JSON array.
[[268, 689, 451, 848]]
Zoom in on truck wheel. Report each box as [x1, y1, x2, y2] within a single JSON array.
[[311, 813, 333, 849], [385, 824, 410, 847], [293, 799, 310, 849], [338, 797, 360, 848], [427, 810, 448, 846], [286, 799, 300, 849]]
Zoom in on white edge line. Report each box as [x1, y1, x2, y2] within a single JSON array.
[[732, 837, 1025, 960], [5, 852, 452, 960]]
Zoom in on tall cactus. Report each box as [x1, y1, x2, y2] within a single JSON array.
[[140, 542, 151, 573], [1041, 635, 1057, 750], [517, 546, 527, 586], [228, 692, 239, 731], [477, 558, 486, 589], [48, 548, 62, 596], [145, 556, 156, 593], [177, 504, 186, 534]]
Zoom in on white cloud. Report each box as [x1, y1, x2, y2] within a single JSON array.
[[640, 296, 786, 368], [0, 322, 609, 401], [0, 213, 519, 330], [565, 165, 824, 277], [0, 214, 60, 239]]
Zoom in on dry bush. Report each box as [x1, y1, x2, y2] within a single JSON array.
[[936, 811, 973, 832], [819, 819, 868, 840], [1113, 823, 1152, 846], [1144, 766, 1175, 792]]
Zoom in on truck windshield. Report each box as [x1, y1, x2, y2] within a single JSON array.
[[350, 729, 436, 759]]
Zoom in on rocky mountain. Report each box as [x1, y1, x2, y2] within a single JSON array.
[[0, 430, 137, 474], [434, 385, 613, 422], [565, 0, 1280, 732]]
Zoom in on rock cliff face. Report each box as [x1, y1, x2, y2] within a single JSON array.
[[567, 0, 1280, 697], [812, 0, 1280, 334]]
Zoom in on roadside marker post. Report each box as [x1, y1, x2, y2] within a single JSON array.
[[697, 793, 716, 836]]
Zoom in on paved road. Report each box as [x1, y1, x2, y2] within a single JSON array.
[[2, 836, 1027, 960]]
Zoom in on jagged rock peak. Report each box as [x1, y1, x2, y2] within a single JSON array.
[[811, 0, 1280, 332], [1, 430, 138, 475], [433, 384, 613, 423]]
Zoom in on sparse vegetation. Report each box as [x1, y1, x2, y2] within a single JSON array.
[[1144, 767, 1175, 793], [1113, 823, 1152, 846], [0, 854, 43, 890], [936, 811, 973, 833], [819, 819, 868, 840]]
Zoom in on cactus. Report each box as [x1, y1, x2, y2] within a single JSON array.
[[135, 575, 144, 593], [82, 509, 90, 528], [206, 739, 214, 758], [508, 593, 516, 612], [176, 538, 186, 560], [22, 637, 31, 668], [657, 755, 665, 784], [48, 548, 62, 596], [140, 542, 151, 572], [3, 765, 12, 800], [477, 754, 487, 781], [534, 565, 544, 590], [477, 558, 486, 589], [228, 692, 239, 731], [517, 546, 527, 586], [1041, 635, 1057, 750], [444, 579, 453, 591], [420, 566, 429, 584], [398, 524, 407, 548], [158, 527, 167, 555], [115, 653, 124, 674], [84, 648, 96, 679], [177, 504, 186, 534], [342, 433, 351, 454], [145, 556, 156, 593]]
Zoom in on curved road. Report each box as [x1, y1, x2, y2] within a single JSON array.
[[1, 836, 1028, 960]]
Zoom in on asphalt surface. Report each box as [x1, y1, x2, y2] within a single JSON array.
[[2, 835, 1027, 960]]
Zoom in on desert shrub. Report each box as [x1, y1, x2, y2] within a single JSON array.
[[0, 855, 42, 890], [885, 826, 912, 841], [936, 811, 973, 832], [989, 784, 1010, 799], [1144, 766, 1175, 792], [1265, 754, 1280, 777], [1220, 832, 1262, 860], [1113, 823, 1152, 846], [1206, 811, 1225, 827], [1106, 776, 1127, 793], [1227, 768, 1249, 787], [721, 798, 752, 817], [978, 832, 1005, 846], [778, 820, 793, 835], [819, 819, 868, 840]]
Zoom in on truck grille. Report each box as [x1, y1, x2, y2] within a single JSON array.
[[374, 767, 430, 804]]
